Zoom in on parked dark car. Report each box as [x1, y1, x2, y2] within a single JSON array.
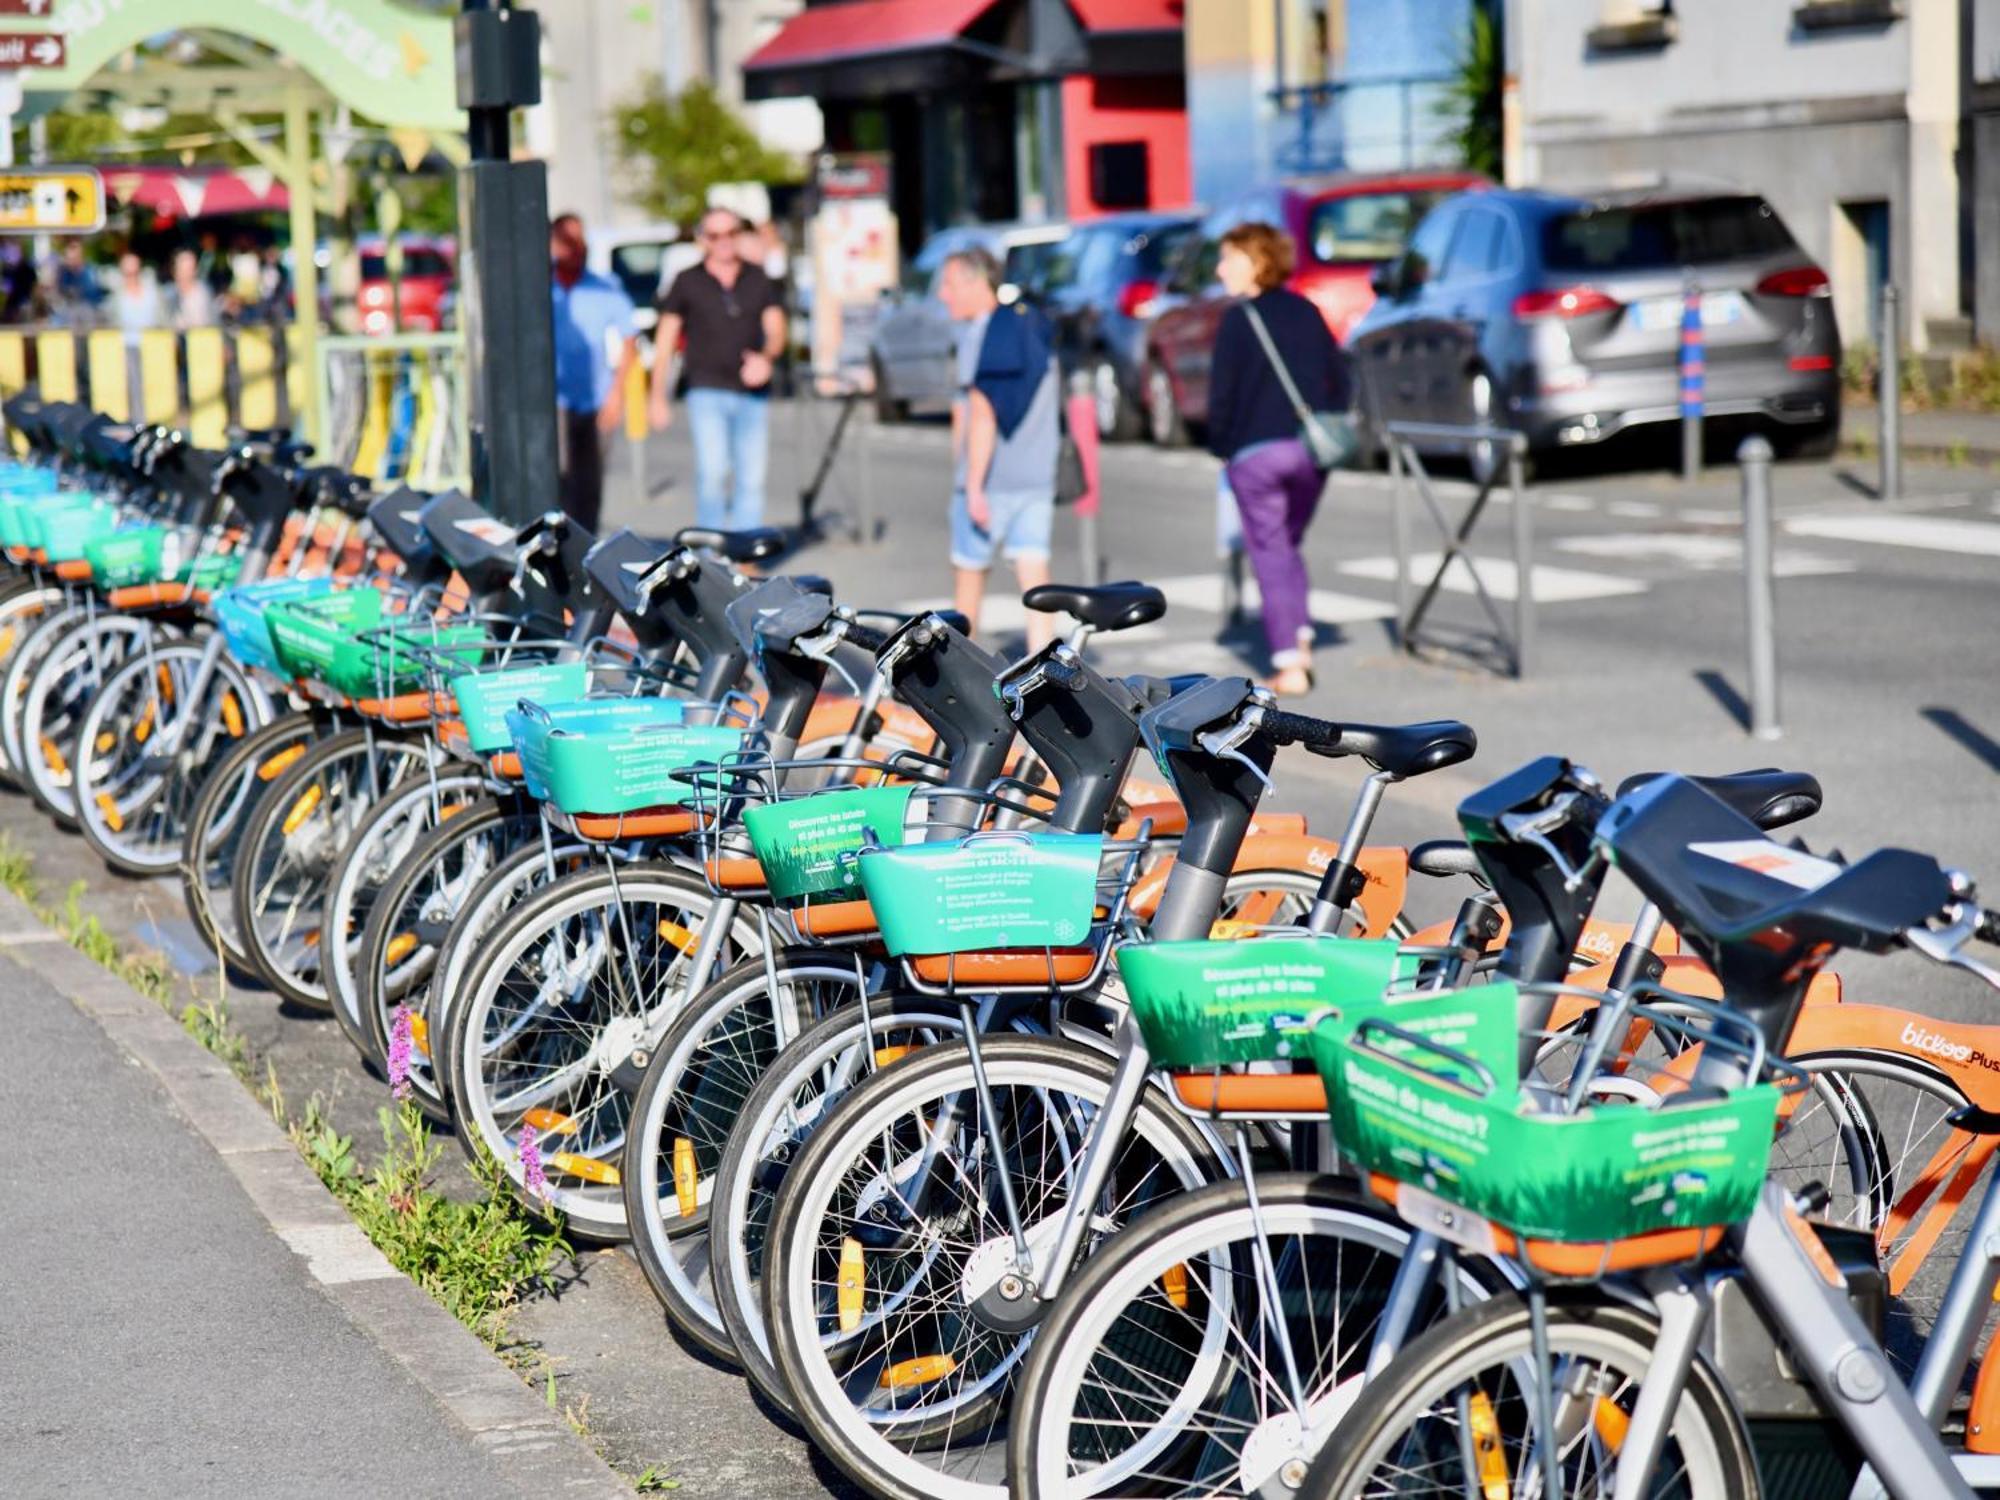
[[1141, 170, 1486, 445], [868, 222, 1069, 420], [1041, 211, 1199, 440], [1349, 186, 1841, 474]]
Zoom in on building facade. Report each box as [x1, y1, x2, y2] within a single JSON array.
[[1511, 0, 1975, 352]]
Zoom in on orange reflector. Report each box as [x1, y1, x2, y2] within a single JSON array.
[[879, 1354, 957, 1389], [221, 691, 245, 738], [874, 1045, 917, 1068], [258, 743, 307, 781], [280, 783, 323, 835], [673, 1137, 698, 1218], [439, 801, 471, 821], [1161, 1262, 1189, 1309], [1468, 1390, 1510, 1500], [302, 930, 321, 949], [837, 1237, 866, 1332], [548, 1151, 620, 1186], [410, 1013, 431, 1058], [156, 663, 175, 701], [133, 702, 155, 744], [385, 933, 419, 966], [94, 731, 115, 754], [522, 1108, 579, 1136], [657, 920, 699, 954], [0, 625, 14, 657], [1593, 1396, 1629, 1453], [39, 734, 67, 776], [94, 791, 124, 833]]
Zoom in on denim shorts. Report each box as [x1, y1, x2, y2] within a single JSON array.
[[950, 486, 1053, 570]]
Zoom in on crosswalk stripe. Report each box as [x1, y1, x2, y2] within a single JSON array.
[[1337, 554, 1649, 603], [1555, 532, 1854, 578], [1784, 514, 2000, 556]]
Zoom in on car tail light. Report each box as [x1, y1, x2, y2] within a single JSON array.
[[1756, 266, 1831, 297], [1512, 286, 1620, 320], [1117, 278, 1161, 320], [1788, 354, 1835, 372]]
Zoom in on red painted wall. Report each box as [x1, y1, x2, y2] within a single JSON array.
[[1060, 72, 1192, 221]]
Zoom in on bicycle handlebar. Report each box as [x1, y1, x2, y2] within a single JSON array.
[[843, 619, 888, 655], [1980, 908, 2000, 947], [1259, 707, 1343, 750]]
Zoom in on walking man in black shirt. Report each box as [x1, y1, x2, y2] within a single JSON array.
[[649, 209, 787, 531]]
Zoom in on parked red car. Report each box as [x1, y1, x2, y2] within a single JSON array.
[[1140, 169, 1488, 445], [356, 236, 456, 334]]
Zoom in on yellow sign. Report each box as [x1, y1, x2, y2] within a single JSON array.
[[0, 168, 105, 234]]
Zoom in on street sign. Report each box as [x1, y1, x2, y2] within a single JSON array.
[[0, 167, 103, 233], [0, 31, 62, 66]]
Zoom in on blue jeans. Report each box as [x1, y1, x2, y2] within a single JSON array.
[[685, 388, 770, 531]]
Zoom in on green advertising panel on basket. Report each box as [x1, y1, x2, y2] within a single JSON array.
[[858, 831, 1104, 955], [743, 784, 918, 902]]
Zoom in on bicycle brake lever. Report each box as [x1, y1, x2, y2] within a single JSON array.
[[1196, 718, 1274, 797], [794, 623, 861, 696], [1908, 903, 2000, 991]]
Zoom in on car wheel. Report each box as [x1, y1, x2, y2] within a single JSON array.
[[1144, 361, 1187, 448], [1778, 418, 1840, 461], [1465, 367, 1508, 486], [1095, 358, 1143, 443], [870, 356, 906, 423]]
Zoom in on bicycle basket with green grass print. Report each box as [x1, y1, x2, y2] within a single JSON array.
[[744, 783, 919, 903], [857, 828, 1104, 955], [1310, 981, 1791, 1244]]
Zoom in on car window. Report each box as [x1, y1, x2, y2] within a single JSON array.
[[609, 242, 671, 303], [1542, 197, 1796, 271], [1308, 190, 1455, 266], [1400, 206, 1458, 289], [1132, 223, 1195, 278], [1172, 235, 1221, 293], [1003, 238, 1064, 299], [361, 248, 451, 280], [912, 231, 972, 295], [1041, 228, 1116, 296], [1443, 209, 1503, 280]]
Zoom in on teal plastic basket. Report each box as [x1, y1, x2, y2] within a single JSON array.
[[20, 496, 114, 559], [215, 577, 335, 675], [857, 831, 1104, 955], [451, 661, 591, 754], [504, 698, 737, 814]]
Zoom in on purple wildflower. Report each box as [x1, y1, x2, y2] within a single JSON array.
[[518, 1125, 548, 1201], [386, 1005, 413, 1101]]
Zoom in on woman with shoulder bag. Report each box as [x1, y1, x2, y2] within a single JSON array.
[[1206, 221, 1354, 696]]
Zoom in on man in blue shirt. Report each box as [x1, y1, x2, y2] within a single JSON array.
[[550, 213, 638, 531]]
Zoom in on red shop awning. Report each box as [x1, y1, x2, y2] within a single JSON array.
[[743, 0, 1001, 75], [1067, 0, 1182, 32], [101, 167, 290, 220]]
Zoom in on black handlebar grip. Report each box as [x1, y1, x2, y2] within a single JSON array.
[[843, 620, 888, 654], [1260, 708, 1342, 749], [1043, 654, 1085, 691], [1979, 907, 2000, 947]]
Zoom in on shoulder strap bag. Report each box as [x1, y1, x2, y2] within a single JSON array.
[[1241, 300, 1358, 472]]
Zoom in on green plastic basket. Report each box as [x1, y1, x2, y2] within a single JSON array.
[[267, 588, 485, 697], [1309, 983, 1781, 1244], [25, 496, 116, 560], [84, 525, 169, 587], [857, 831, 1104, 955], [450, 661, 591, 754], [743, 784, 918, 903], [503, 701, 742, 815], [1117, 936, 1409, 1068]]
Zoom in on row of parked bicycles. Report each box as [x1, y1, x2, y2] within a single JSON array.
[[4, 391, 2000, 1499]]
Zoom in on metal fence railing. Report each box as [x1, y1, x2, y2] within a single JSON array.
[[314, 333, 469, 493]]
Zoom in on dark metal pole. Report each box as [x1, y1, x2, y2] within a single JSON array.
[[458, 0, 558, 522], [1507, 434, 1531, 678], [1878, 282, 1901, 504], [1738, 435, 1781, 740]]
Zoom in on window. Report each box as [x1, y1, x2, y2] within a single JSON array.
[[1443, 209, 1505, 280], [1542, 196, 1797, 272], [1399, 205, 1459, 289], [1130, 223, 1196, 278], [361, 248, 452, 280], [1173, 236, 1222, 293], [1307, 190, 1456, 266], [1003, 238, 1065, 298], [609, 242, 671, 305], [1042, 228, 1120, 296], [1088, 142, 1150, 211]]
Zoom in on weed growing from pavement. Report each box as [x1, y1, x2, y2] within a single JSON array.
[[633, 1466, 683, 1491]]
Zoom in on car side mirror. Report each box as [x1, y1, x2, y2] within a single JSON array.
[[1371, 261, 1405, 298]]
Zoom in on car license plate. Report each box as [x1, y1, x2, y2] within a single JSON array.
[[1631, 291, 1745, 331]]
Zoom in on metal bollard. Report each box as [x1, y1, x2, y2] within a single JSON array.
[[1738, 435, 1781, 739], [1507, 434, 1532, 677], [1878, 283, 1900, 503], [1680, 272, 1704, 481]]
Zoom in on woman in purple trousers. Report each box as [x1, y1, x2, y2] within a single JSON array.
[[1206, 222, 1350, 696]]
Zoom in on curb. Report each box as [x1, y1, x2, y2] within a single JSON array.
[[0, 890, 631, 1499]]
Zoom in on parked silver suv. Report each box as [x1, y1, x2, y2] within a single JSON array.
[[1349, 187, 1841, 470]]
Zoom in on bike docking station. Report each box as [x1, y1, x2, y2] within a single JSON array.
[[1384, 420, 1535, 678]]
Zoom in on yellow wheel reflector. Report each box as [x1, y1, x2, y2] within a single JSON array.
[[410, 1013, 431, 1059], [258, 743, 307, 781], [879, 1354, 957, 1389], [1207, 918, 1260, 941], [133, 703, 155, 744], [1592, 1396, 1629, 1453], [302, 930, 321, 949], [548, 1151, 620, 1186], [1467, 1390, 1511, 1500], [39, 734, 67, 776], [221, 691, 245, 738], [657, 920, 699, 954], [280, 783, 323, 835], [874, 1045, 917, 1068], [384, 932, 419, 966], [837, 1238, 866, 1332], [673, 1137, 698, 1219], [522, 1108, 579, 1136], [0, 625, 14, 657], [95, 792, 125, 833], [1161, 1262, 1189, 1309], [94, 731, 115, 754], [156, 663, 175, 701], [439, 801, 471, 821]]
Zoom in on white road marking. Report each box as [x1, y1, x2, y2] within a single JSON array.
[[1605, 499, 1663, 518], [1555, 532, 1854, 577], [279, 1223, 399, 1284], [1784, 514, 2000, 556], [1541, 493, 1597, 513], [1337, 554, 1649, 603], [1680, 508, 1742, 526]]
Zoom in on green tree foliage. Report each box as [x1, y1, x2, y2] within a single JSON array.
[[1437, 3, 1504, 181], [608, 80, 801, 229]]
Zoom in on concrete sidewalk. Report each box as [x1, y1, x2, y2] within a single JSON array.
[[0, 910, 630, 1499], [1842, 401, 2000, 465]]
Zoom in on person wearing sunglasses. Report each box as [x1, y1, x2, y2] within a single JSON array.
[[650, 208, 788, 531]]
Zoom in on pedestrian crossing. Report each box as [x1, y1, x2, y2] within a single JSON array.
[[1783, 513, 2000, 557]]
